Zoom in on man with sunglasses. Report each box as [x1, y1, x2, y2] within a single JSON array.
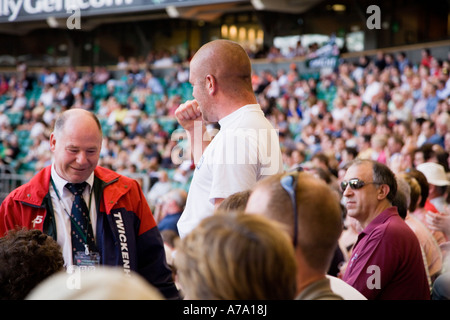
[[341, 159, 430, 299]]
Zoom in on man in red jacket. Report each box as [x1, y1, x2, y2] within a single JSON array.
[[0, 109, 179, 299]]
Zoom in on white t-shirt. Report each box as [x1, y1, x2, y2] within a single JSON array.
[[177, 104, 283, 238]]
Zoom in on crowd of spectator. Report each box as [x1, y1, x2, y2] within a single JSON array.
[[1, 46, 449, 201], [251, 48, 450, 186], [0, 59, 193, 193], [0, 41, 450, 300]]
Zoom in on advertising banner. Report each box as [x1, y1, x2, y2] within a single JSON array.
[[0, 0, 243, 23]]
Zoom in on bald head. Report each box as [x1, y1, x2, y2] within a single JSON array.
[[190, 40, 253, 93], [54, 109, 102, 138]]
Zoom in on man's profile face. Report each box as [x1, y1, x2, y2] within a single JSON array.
[[342, 163, 379, 224]]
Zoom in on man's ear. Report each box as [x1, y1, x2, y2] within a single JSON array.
[[377, 184, 390, 200], [205, 74, 217, 95], [49, 133, 56, 152]]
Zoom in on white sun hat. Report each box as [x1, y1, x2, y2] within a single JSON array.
[[416, 162, 450, 187]]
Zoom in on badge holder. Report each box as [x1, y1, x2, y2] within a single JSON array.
[[74, 250, 101, 270]]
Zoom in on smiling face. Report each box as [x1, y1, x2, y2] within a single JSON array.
[[50, 111, 102, 183]]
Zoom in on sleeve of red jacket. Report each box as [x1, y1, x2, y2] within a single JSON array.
[[0, 191, 22, 236], [0, 197, 12, 236], [132, 179, 180, 300]]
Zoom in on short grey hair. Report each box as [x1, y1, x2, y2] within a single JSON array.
[[53, 110, 102, 137]]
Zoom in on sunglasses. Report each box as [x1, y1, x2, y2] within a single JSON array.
[[340, 178, 381, 192], [280, 172, 299, 247]]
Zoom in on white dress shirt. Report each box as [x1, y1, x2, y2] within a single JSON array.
[[50, 164, 96, 267]]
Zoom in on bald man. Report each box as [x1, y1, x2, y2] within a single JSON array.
[[0, 109, 179, 299], [175, 40, 283, 238]]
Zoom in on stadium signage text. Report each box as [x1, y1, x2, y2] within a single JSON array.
[[0, 0, 242, 23], [0, 0, 134, 22]]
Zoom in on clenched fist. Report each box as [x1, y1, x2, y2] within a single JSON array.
[[175, 99, 203, 132]]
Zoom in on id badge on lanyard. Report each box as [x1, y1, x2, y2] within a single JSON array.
[[74, 251, 101, 268], [50, 178, 101, 269]]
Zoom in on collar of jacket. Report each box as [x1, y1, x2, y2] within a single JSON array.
[[13, 165, 123, 208]]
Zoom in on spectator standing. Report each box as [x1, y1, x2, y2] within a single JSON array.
[[174, 39, 283, 238]]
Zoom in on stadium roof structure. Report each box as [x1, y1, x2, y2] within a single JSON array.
[[0, 0, 322, 34], [0, 0, 447, 68]]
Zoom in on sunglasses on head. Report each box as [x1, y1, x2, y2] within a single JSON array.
[[340, 178, 381, 192], [280, 172, 299, 248]]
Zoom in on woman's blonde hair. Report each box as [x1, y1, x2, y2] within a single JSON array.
[[174, 211, 297, 300]]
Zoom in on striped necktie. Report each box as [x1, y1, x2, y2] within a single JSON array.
[[65, 182, 96, 263]]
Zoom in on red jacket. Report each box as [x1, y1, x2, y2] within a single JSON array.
[[0, 165, 179, 299]]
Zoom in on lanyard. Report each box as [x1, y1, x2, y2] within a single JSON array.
[[50, 178, 94, 254]]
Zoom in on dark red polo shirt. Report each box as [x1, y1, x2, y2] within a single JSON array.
[[343, 207, 430, 300]]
